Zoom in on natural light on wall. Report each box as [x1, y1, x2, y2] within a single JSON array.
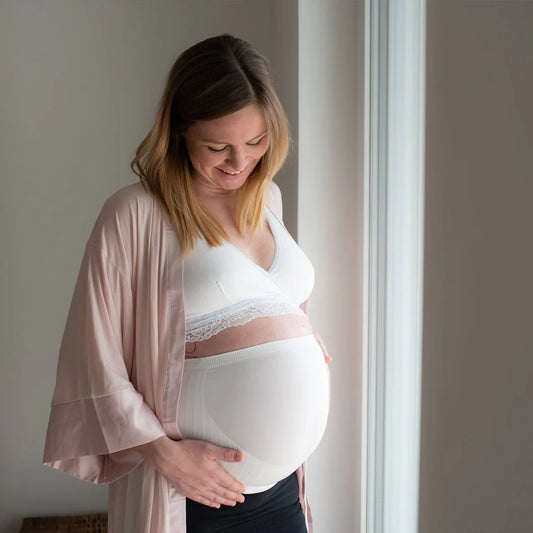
[[298, 1, 364, 531]]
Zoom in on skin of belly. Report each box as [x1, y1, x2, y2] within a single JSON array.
[[185, 314, 314, 358]]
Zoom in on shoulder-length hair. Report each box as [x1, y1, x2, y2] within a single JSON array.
[[131, 34, 289, 255]]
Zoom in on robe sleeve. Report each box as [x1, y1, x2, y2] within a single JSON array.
[[43, 232, 166, 484]]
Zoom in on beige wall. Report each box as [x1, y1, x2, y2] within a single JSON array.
[[269, 0, 300, 237], [0, 2, 298, 531], [420, 2, 533, 532]]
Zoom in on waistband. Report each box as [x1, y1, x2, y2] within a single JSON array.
[[183, 334, 318, 371]]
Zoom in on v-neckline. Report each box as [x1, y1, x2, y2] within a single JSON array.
[[223, 210, 279, 274]]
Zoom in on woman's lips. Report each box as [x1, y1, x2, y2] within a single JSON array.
[[217, 167, 246, 176]]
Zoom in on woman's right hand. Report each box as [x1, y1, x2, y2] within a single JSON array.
[[133, 436, 246, 508]]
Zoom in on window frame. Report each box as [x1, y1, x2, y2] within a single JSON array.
[[361, 1, 427, 532]]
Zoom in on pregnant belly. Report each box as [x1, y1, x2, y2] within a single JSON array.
[[177, 334, 330, 493]]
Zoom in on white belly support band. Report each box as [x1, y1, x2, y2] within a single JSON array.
[[177, 335, 330, 493]]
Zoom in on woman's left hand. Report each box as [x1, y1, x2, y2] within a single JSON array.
[[314, 331, 332, 364]]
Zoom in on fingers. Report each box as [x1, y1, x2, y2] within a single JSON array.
[[163, 439, 247, 506], [191, 441, 246, 495], [213, 484, 246, 506], [210, 449, 246, 494], [194, 496, 224, 509], [175, 475, 245, 508], [189, 485, 246, 508], [207, 442, 244, 463], [192, 493, 223, 509], [215, 467, 246, 495]]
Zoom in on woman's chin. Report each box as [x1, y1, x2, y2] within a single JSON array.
[[214, 169, 250, 190]]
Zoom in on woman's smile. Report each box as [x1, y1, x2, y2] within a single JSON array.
[[217, 166, 246, 176]]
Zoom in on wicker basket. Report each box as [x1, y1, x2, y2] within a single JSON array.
[[19, 513, 107, 532]]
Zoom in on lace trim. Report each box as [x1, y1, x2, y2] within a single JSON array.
[[185, 299, 305, 342]]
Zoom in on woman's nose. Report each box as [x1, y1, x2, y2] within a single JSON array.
[[226, 148, 246, 170]]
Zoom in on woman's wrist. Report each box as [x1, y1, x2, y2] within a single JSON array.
[[132, 435, 171, 465]]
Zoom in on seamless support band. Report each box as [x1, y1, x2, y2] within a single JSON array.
[[177, 335, 330, 493]]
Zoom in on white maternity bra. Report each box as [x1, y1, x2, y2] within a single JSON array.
[[183, 208, 315, 342]]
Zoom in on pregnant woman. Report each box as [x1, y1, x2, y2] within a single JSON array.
[[44, 34, 330, 533]]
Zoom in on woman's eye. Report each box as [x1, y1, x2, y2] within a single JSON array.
[[247, 137, 265, 147], [207, 146, 227, 152]]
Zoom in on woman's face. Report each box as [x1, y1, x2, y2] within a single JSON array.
[[184, 104, 269, 195]]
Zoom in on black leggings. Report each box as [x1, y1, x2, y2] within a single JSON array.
[[186, 472, 308, 533]]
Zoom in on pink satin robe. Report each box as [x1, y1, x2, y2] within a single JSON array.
[[43, 181, 313, 532]]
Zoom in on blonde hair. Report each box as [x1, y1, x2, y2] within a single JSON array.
[[131, 34, 289, 255]]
